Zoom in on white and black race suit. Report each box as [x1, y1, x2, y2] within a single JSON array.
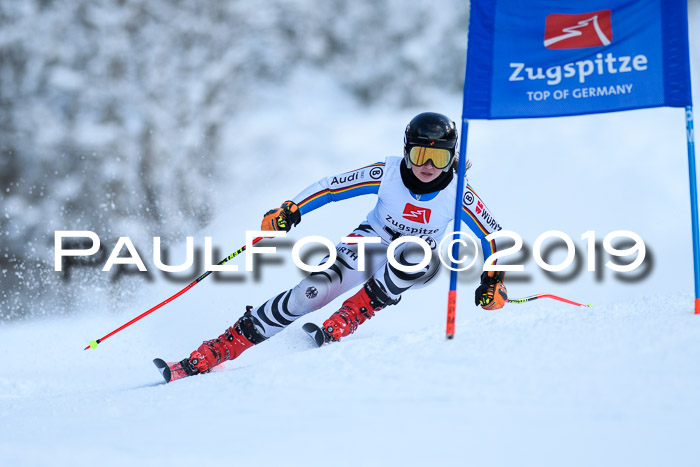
[[248, 156, 504, 338]]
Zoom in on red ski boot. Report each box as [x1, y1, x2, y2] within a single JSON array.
[[181, 313, 267, 377], [323, 278, 399, 341]]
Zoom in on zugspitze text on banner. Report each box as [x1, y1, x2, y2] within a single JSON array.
[[464, 0, 692, 119]]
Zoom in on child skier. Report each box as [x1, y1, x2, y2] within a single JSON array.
[[159, 112, 507, 381]]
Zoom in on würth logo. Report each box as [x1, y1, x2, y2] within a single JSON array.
[[475, 200, 484, 214], [544, 10, 612, 50], [402, 203, 431, 224]]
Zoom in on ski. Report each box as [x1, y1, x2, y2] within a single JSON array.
[[302, 322, 331, 347], [155, 324, 329, 384], [153, 358, 189, 383], [153, 358, 226, 383]]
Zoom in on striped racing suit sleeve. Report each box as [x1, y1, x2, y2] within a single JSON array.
[[292, 162, 384, 215], [461, 183, 503, 264]]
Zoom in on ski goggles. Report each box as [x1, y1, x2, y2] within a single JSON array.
[[407, 146, 454, 169]]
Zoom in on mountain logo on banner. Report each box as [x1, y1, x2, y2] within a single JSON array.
[[544, 10, 613, 49], [402, 203, 431, 224]]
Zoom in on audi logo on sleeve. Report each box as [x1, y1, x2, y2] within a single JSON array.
[[544, 10, 612, 49], [402, 203, 432, 224]]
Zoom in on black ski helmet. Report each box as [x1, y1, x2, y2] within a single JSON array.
[[404, 112, 458, 171]]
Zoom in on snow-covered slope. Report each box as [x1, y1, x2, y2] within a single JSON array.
[[2, 291, 699, 467], [3, 3, 700, 466], [2, 78, 700, 467]]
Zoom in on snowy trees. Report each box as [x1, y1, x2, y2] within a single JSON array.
[[0, 0, 468, 319]]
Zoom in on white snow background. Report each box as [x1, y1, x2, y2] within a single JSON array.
[[2, 3, 700, 467]]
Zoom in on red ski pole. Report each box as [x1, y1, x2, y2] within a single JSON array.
[[507, 293, 591, 308], [84, 236, 264, 350]]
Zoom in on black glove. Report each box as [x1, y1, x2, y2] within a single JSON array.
[[475, 271, 507, 310]]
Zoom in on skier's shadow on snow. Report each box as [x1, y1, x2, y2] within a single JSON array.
[[131, 380, 168, 389]]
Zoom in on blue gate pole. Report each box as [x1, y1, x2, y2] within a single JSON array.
[[685, 106, 700, 314], [445, 118, 469, 338]]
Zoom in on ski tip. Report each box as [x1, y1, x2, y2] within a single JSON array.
[[153, 358, 172, 383], [302, 322, 326, 347]]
